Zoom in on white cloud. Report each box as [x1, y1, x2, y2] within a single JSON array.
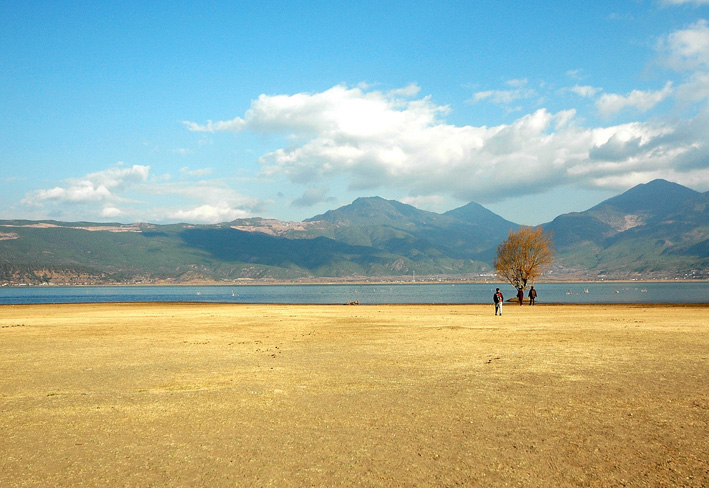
[[596, 82, 673, 117], [169, 204, 251, 223], [388, 83, 421, 97], [34, 182, 112, 203], [101, 206, 123, 218], [188, 84, 709, 205], [25, 164, 150, 205], [589, 131, 644, 162], [653, 20, 709, 108], [675, 71, 709, 104], [186, 84, 447, 144], [143, 180, 266, 223], [471, 79, 538, 105], [657, 19, 709, 71], [566, 69, 585, 80], [20, 162, 267, 223], [570, 85, 602, 98], [183, 118, 246, 133], [506, 78, 529, 88]]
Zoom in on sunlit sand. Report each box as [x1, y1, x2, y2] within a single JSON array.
[[1, 303, 707, 487]]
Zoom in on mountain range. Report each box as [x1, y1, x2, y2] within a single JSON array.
[[542, 179, 708, 279], [1, 179, 707, 285]]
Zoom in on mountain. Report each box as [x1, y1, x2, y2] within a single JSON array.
[[1, 179, 707, 285], [0, 222, 415, 284], [307, 196, 446, 228], [592, 179, 699, 217], [304, 196, 517, 260], [444, 200, 515, 228], [542, 179, 709, 279], [0, 199, 507, 285]]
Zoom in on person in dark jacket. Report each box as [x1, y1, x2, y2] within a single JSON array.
[[493, 288, 503, 315], [517, 287, 524, 305], [528, 286, 537, 305]]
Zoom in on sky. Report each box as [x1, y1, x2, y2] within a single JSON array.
[[2, 0, 709, 226]]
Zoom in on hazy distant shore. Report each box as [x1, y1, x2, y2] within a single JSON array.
[[3, 277, 708, 287]]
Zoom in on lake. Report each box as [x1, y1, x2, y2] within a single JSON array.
[[0, 282, 706, 305]]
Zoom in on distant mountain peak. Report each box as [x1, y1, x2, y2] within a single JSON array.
[[542, 179, 708, 266], [444, 201, 517, 228], [306, 196, 441, 227], [592, 178, 699, 216], [353, 196, 387, 203]]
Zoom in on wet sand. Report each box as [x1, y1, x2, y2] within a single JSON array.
[[1, 303, 707, 487]]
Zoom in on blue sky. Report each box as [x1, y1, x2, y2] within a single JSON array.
[[2, 0, 709, 225]]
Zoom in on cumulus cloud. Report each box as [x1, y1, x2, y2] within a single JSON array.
[[652, 19, 709, 110], [21, 162, 266, 224], [186, 83, 709, 205], [139, 179, 265, 223], [186, 83, 448, 138], [675, 71, 709, 105], [589, 132, 644, 162], [170, 204, 251, 223], [25, 164, 150, 205], [184, 19, 709, 208], [657, 19, 709, 71], [101, 206, 123, 218], [596, 82, 673, 117]]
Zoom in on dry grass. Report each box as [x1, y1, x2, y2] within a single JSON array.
[[1, 303, 707, 487]]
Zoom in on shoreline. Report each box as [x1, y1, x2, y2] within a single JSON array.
[[2, 301, 709, 309], [2, 278, 708, 288]]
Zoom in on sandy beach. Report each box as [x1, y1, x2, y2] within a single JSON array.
[[1, 303, 707, 487]]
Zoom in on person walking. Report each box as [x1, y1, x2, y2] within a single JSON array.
[[528, 286, 537, 305], [517, 287, 524, 305], [493, 288, 503, 316]]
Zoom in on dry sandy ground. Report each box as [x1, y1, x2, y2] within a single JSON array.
[[0, 303, 707, 487]]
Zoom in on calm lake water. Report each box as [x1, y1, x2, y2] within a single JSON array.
[[0, 282, 706, 305]]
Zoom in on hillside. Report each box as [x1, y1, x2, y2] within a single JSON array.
[[1, 179, 707, 285], [542, 179, 709, 279], [304, 197, 517, 258]]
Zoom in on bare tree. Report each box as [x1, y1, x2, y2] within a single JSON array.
[[494, 227, 554, 291]]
